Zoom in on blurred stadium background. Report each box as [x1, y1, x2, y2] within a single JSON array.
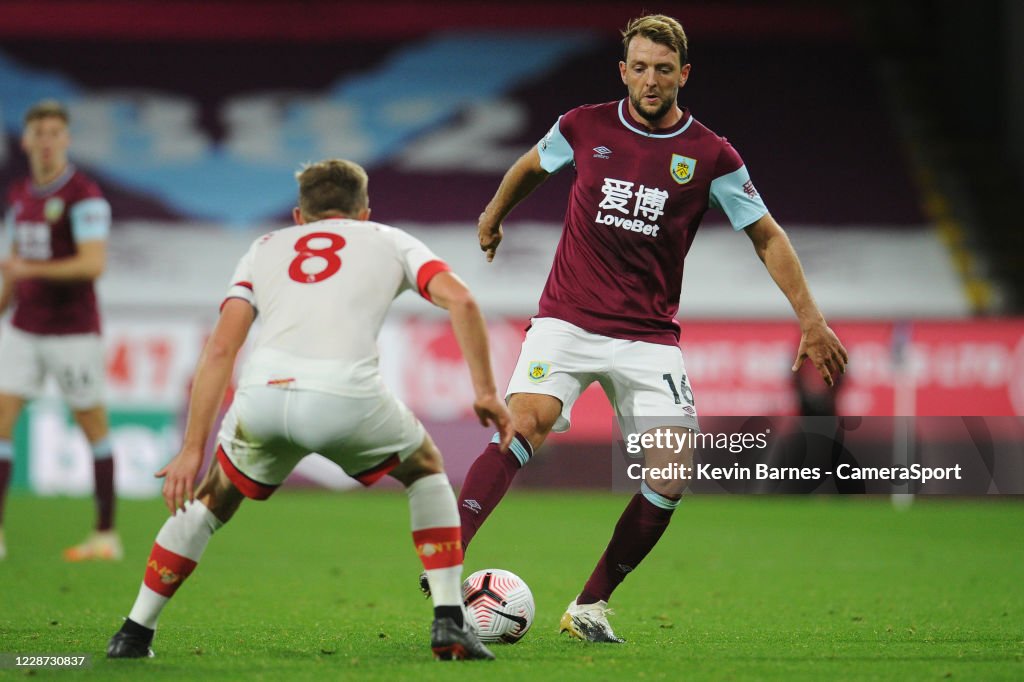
[[1, 1, 1021, 495]]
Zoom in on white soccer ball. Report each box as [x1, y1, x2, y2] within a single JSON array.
[[462, 568, 535, 643]]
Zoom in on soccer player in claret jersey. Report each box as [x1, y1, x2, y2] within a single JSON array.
[[451, 15, 849, 642], [0, 100, 120, 562], [106, 159, 513, 661]]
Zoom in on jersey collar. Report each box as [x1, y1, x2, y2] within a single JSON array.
[[617, 99, 693, 138], [30, 164, 75, 197]]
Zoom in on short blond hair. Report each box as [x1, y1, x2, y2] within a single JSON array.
[[24, 99, 69, 127], [295, 159, 369, 220], [622, 14, 688, 65]]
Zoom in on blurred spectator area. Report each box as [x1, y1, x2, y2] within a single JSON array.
[[858, 0, 1024, 312], [1, 1, 1017, 319], [1, 1, 919, 226]]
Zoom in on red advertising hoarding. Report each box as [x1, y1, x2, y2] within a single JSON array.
[[400, 318, 1024, 442]]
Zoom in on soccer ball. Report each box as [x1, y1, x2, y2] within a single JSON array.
[[462, 569, 535, 643]]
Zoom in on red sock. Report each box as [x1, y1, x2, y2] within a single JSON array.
[[94, 458, 115, 531], [413, 527, 463, 570], [143, 543, 198, 598], [578, 493, 676, 604], [458, 434, 530, 551], [0, 459, 11, 527]]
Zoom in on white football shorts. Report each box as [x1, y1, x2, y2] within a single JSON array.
[[0, 325, 106, 410], [505, 317, 700, 434], [216, 382, 426, 499]]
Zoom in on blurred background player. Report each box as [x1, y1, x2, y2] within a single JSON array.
[[451, 14, 848, 641], [0, 100, 118, 561], [107, 159, 513, 661]]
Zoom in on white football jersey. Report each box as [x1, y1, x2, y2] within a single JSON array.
[[223, 218, 448, 396]]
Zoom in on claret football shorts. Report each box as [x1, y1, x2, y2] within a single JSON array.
[[216, 383, 426, 499], [506, 317, 700, 434], [0, 325, 106, 410]]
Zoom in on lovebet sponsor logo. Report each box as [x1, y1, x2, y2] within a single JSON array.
[[595, 211, 661, 236]]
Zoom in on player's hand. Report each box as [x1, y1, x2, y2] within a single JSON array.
[[473, 393, 514, 451], [792, 322, 848, 387], [478, 212, 504, 262], [156, 447, 204, 515]]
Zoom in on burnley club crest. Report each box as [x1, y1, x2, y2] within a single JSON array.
[[670, 154, 696, 184]]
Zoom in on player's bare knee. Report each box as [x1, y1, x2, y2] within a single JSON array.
[[196, 461, 245, 524], [642, 430, 693, 498], [645, 478, 685, 499], [508, 393, 561, 451], [0, 394, 25, 438], [71, 405, 109, 443], [390, 436, 444, 487], [197, 488, 243, 525]]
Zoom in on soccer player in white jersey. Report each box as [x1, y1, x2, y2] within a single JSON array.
[[448, 15, 849, 642], [107, 159, 513, 661]]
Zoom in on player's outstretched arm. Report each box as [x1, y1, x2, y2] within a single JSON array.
[[0, 240, 16, 315], [426, 271, 514, 450], [157, 298, 254, 514], [1, 239, 106, 282], [745, 213, 849, 386], [478, 146, 550, 262], [0, 268, 13, 316]]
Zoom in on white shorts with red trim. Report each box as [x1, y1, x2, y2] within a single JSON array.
[[0, 325, 106, 409], [505, 317, 700, 434], [216, 383, 425, 499]]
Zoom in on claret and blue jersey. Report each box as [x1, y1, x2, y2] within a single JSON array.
[[4, 166, 111, 335], [535, 99, 769, 346]]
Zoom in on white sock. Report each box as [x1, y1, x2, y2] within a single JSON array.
[[407, 473, 463, 607], [425, 566, 463, 607], [128, 500, 223, 629]]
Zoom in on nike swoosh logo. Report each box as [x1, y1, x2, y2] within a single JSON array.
[[485, 606, 527, 628]]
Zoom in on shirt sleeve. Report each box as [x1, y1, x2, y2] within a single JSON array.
[[391, 228, 450, 302], [709, 142, 769, 231], [537, 115, 574, 173], [221, 238, 259, 312], [70, 197, 112, 243]]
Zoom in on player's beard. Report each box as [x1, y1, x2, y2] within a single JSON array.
[[631, 90, 676, 124]]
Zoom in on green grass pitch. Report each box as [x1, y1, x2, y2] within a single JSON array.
[[0, 491, 1021, 680]]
